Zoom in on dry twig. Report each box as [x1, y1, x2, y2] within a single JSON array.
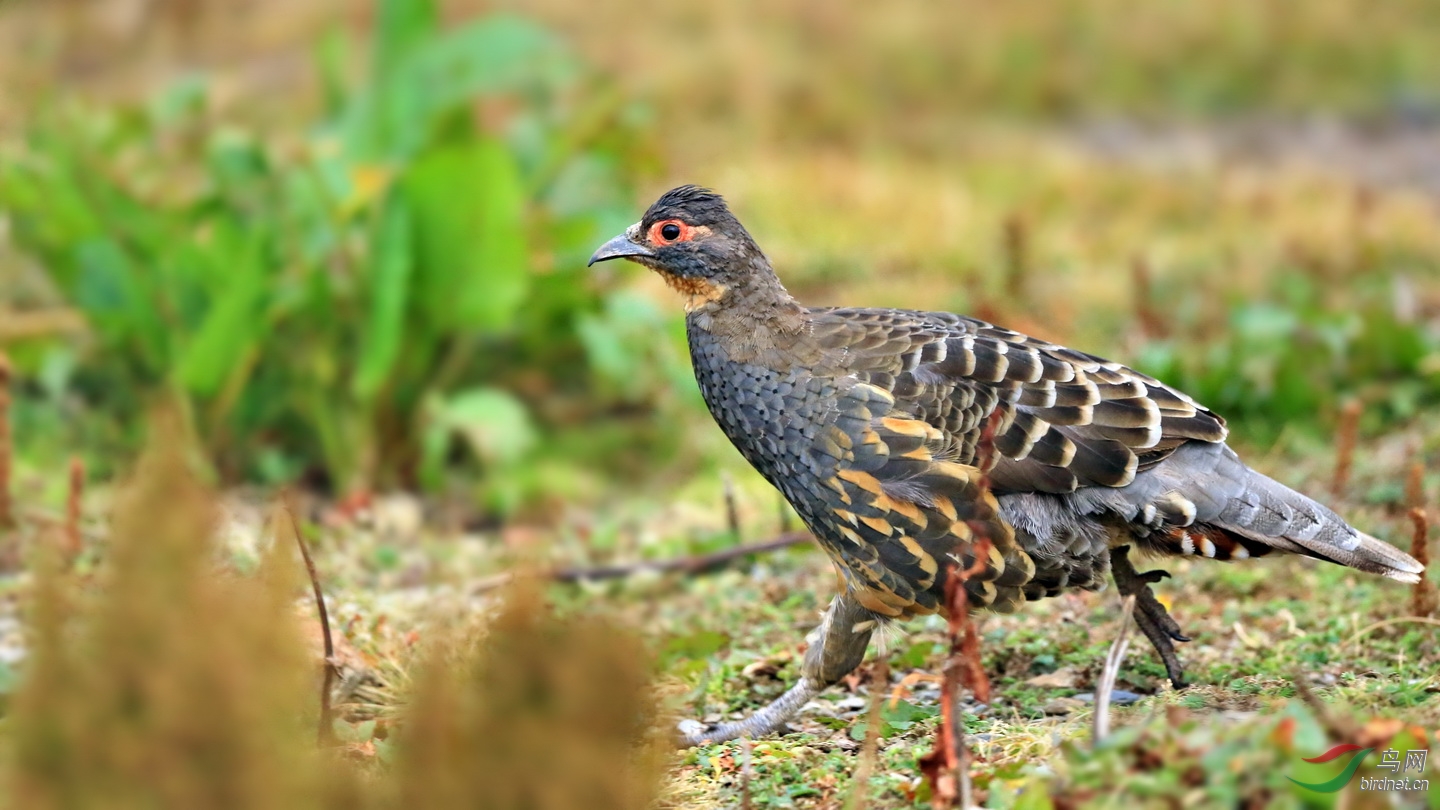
[[722, 471, 742, 543], [1341, 616, 1440, 650], [1291, 669, 1358, 743], [1002, 214, 1029, 301], [738, 738, 754, 810], [1131, 256, 1166, 338], [285, 493, 337, 746], [1093, 595, 1137, 745], [918, 542, 992, 809], [0, 308, 87, 343], [1405, 456, 1424, 511], [847, 657, 890, 810], [470, 531, 812, 595], [64, 457, 83, 555]]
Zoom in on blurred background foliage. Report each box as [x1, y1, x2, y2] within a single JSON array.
[[2, 0, 1440, 520], [0, 0, 695, 515]]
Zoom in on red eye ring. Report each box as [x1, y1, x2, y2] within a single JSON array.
[[648, 219, 693, 245]]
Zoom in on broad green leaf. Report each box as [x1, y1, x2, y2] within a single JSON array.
[[147, 76, 207, 128], [73, 238, 166, 372], [336, 0, 440, 159], [314, 28, 353, 118], [433, 387, 535, 466], [332, 15, 566, 160], [353, 196, 414, 400], [0, 161, 104, 274], [373, 0, 439, 79], [175, 233, 269, 396], [661, 630, 730, 664], [401, 16, 570, 114], [403, 139, 528, 331]]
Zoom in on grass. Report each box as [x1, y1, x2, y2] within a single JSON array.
[[2, 1, 1440, 807], [205, 408, 1436, 808]]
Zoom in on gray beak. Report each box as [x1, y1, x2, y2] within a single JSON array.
[[588, 226, 654, 266]]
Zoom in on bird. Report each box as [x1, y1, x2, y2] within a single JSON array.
[[588, 185, 1425, 747]]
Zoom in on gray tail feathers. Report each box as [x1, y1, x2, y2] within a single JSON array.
[[1213, 465, 1424, 584]]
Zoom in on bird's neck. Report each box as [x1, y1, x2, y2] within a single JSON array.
[[684, 263, 814, 368]]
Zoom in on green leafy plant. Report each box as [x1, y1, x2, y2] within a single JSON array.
[[0, 0, 677, 500], [1135, 268, 1440, 435]]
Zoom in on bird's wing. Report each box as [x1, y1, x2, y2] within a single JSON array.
[[802, 376, 1033, 616], [801, 307, 1420, 614], [807, 307, 1227, 495]]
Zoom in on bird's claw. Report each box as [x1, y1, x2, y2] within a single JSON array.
[[1110, 546, 1190, 689]]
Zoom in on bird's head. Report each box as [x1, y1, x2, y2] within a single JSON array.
[[588, 185, 769, 308]]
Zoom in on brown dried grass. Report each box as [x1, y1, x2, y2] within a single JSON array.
[[6, 428, 668, 808]]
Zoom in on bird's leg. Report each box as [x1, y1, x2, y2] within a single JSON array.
[[1109, 545, 1190, 689], [678, 591, 878, 747]]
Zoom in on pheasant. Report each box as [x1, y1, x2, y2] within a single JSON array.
[[588, 186, 1424, 747]]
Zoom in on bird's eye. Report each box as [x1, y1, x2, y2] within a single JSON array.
[[648, 219, 692, 245]]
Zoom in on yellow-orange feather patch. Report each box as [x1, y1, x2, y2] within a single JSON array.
[[836, 468, 886, 497]]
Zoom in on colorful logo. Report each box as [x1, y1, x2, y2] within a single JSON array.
[[1290, 744, 1430, 793], [1287, 744, 1373, 793]]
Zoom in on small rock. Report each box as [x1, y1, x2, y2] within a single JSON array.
[[1041, 697, 1086, 715], [1074, 690, 1143, 705], [815, 736, 860, 752], [742, 657, 788, 678], [1026, 667, 1080, 689]]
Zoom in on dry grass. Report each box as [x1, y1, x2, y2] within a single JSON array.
[[396, 578, 668, 809], [8, 436, 322, 809], [8, 0, 1438, 124], [3, 429, 671, 809]]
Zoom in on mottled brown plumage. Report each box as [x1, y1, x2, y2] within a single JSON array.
[[589, 185, 1424, 747]]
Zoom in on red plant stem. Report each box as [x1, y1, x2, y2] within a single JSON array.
[[1405, 458, 1424, 510], [0, 353, 11, 529], [1332, 400, 1361, 497], [1409, 508, 1435, 617], [920, 410, 1003, 807], [65, 457, 83, 554]]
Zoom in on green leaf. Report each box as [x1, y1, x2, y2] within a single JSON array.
[[334, 15, 566, 160], [432, 387, 536, 466], [847, 698, 938, 740], [353, 196, 414, 400], [373, 0, 439, 79], [314, 28, 354, 118], [661, 630, 731, 664], [174, 233, 269, 396], [400, 16, 569, 114], [73, 238, 169, 374], [403, 139, 529, 331]]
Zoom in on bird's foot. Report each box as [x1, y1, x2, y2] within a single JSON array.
[[1110, 545, 1189, 689], [676, 677, 824, 747]]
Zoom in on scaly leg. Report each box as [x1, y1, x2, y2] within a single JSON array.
[[679, 590, 879, 747], [1110, 545, 1190, 689]]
